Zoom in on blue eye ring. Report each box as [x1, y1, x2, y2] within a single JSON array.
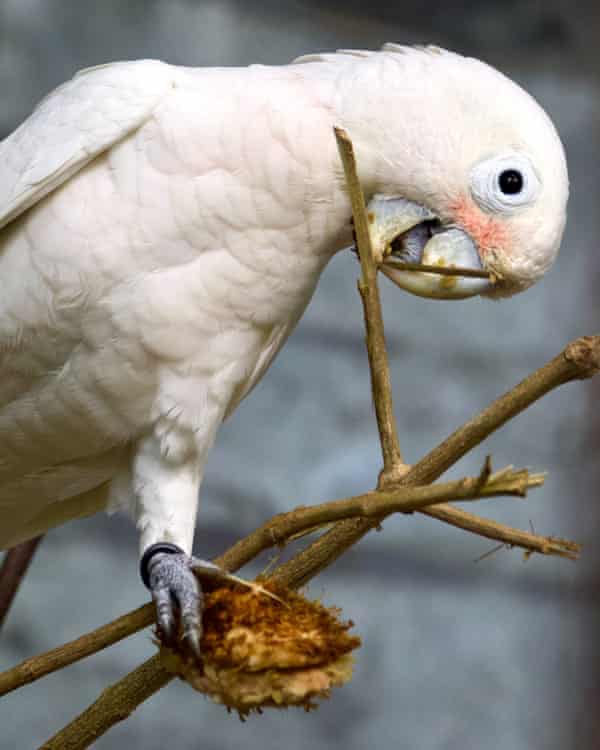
[[470, 153, 540, 213]]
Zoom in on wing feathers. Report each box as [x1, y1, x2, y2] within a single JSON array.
[[0, 59, 175, 230]]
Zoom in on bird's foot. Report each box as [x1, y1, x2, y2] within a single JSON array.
[[140, 543, 220, 658]]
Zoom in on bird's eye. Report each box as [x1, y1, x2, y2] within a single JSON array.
[[470, 153, 540, 213], [498, 169, 523, 195]]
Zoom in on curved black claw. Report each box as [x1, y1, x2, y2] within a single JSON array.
[[140, 543, 204, 658]]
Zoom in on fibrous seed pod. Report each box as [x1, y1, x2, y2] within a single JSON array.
[[157, 580, 361, 717]]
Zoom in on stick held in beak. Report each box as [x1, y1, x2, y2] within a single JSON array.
[[364, 195, 493, 300]]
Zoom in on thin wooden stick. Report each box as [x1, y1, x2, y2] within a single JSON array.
[[334, 127, 407, 483], [0, 536, 43, 630], [383, 259, 492, 279], [419, 503, 576, 556]]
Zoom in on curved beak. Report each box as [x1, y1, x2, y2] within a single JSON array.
[[365, 195, 492, 300]]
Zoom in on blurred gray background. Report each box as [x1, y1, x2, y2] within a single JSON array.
[[1, 1, 599, 748]]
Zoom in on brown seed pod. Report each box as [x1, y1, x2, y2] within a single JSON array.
[[157, 580, 361, 716]]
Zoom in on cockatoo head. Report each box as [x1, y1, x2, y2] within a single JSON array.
[[333, 45, 568, 299]]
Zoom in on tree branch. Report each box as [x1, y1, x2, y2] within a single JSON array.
[[264, 335, 598, 586], [0, 604, 154, 698], [35, 446, 578, 750], [0, 466, 547, 699], [219, 466, 549, 571], [39, 655, 171, 750], [32, 340, 595, 750]]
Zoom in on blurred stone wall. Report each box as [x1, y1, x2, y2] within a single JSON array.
[[1, 2, 599, 748]]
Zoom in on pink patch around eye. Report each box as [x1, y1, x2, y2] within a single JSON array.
[[448, 196, 509, 257]]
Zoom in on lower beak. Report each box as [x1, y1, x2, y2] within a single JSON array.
[[365, 195, 492, 300]]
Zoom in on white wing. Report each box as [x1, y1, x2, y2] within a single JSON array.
[[0, 59, 174, 230], [0, 60, 179, 544]]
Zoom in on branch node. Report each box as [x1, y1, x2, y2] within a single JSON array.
[[564, 335, 600, 378], [377, 462, 412, 489]]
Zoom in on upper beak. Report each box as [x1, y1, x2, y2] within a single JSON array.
[[364, 195, 492, 300]]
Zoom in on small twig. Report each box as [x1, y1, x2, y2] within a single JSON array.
[[334, 127, 408, 484], [419, 503, 579, 558], [383, 259, 492, 279], [0, 536, 43, 631], [474, 543, 506, 563], [473, 455, 493, 494]]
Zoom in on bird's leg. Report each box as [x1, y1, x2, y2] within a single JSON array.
[[133, 421, 220, 657]]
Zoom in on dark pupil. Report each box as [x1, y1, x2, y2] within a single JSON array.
[[498, 169, 523, 195]]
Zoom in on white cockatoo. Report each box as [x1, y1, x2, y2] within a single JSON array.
[[0, 45, 568, 650]]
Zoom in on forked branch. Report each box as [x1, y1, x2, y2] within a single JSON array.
[[0, 465, 547, 699]]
